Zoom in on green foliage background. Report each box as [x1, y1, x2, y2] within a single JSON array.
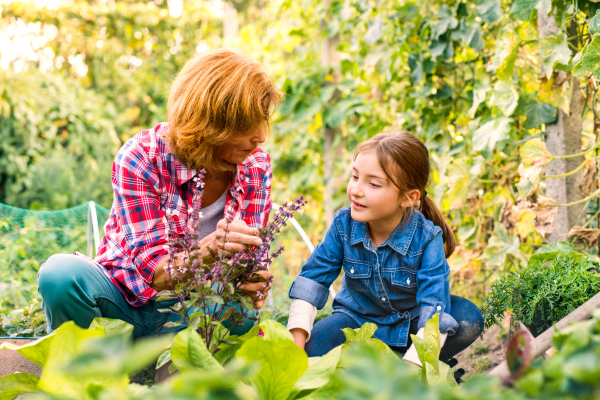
[[3, 0, 600, 324]]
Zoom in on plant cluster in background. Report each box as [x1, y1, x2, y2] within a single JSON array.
[[0, 298, 47, 338], [482, 242, 600, 335]]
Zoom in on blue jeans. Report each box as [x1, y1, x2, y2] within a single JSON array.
[[305, 295, 483, 360], [38, 254, 256, 339]]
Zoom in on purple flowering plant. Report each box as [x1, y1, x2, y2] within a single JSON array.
[[157, 168, 306, 354]]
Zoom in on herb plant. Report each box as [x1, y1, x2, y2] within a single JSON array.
[[482, 242, 600, 335], [157, 169, 306, 354]]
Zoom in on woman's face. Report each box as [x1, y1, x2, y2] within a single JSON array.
[[217, 127, 266, 165]]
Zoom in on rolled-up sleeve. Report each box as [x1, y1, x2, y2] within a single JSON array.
[[416, 231, 459, 335], [289, 212, 345, 309]]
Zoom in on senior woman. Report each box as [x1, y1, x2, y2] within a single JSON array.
[[37, 49, 283, 339]]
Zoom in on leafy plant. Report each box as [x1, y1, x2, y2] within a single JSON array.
[[482, 242, 600, 334], [156, 169, 307, 355], [0, 298, 47, 338]]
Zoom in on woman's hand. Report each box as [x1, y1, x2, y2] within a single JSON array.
[[238, 269, 272, 310], [203, 219, 263, 254]]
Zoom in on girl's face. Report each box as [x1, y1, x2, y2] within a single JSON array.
[[347, 151, 406, 227]]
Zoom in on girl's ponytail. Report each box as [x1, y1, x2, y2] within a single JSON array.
[[419, 195, 455, 259], [355, 130, 456, 259]]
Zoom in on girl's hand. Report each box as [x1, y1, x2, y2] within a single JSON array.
[[238, 270, 272, 309], [290, 328, 308, 349]]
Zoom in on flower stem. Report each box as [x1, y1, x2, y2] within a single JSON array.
[[544, 155, 589, 178], [558, 188, 600, 207]]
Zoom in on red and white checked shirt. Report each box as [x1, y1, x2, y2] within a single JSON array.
[[93, 123, 273, 306]]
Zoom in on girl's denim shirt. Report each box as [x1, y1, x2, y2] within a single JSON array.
[[289, 208, 459, 347]]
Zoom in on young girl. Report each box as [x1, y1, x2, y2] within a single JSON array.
[[287, 131, 483, 365]]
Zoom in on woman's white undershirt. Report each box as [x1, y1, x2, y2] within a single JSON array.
[[287, 298, 448, 367]]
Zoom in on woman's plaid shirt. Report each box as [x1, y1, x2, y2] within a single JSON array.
[[93, 123, 273, 306]]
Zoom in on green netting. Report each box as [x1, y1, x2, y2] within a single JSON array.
[[0, 202, 110, 309]]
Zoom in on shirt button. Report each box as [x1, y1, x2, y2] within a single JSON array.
[[350, 268, 354, 274], [406, 278, 410, 284], [437, 305, 442, 311], [381, 296, 386, 301]]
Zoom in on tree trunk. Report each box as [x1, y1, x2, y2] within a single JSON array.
[[538, 12, 583, 242], [321, 5, 341, 227]]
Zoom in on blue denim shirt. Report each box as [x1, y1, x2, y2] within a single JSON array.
[[289, 208, 459, 347]]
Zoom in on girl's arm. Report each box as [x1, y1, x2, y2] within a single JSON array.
[[287, 211, 346, 344]]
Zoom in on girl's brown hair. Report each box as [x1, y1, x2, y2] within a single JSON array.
[[166, 48, 283, 173], [354, 131, 456, 258]]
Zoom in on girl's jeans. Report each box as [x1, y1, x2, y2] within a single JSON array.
[[37, 254, 255, 339], [305, 295, 483, 360]]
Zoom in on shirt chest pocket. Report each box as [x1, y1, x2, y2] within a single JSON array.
[[343, 258, 372, 292], [390, 268, 417, 292]]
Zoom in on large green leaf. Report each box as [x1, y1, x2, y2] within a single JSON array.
[[411, 314, 441, 377], [517, 97, 558, 129], [171, 327, 224, 373], [36, 321, 129, 399], [1, 334, 55, 367], [538, 72, 571, 114], [490, 81, 519, 117], [540, 33, 571, 79], [88, 317, 134, 339], [578, 36, 600, 77], [468, 82, 490, 117], [492, 26, 520, 81], [258, 319, 294, 342], [237, 337, 308, 400], [476, 0, 502, 23], [472, 116, 512, 153], [431, 5, 458, 40], [516, 138, 552, 197], [510, 0, 552, 20], [292, 345, 342, 392], [0, 373, 39, 400]]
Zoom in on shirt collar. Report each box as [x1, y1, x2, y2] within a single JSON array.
[[350, 210, 419, 255]]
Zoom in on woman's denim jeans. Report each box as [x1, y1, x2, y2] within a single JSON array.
[[305, 295, 483, 361], [37, 254, 255, 339]]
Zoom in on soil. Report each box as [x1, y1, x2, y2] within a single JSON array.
[[0, 338, 42, 378], [454, 323, 511, 377]]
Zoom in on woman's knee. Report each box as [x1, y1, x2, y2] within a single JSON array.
[[38, 254, 93, 301]]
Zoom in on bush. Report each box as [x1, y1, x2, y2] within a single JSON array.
[[482, 242, 600, 334]]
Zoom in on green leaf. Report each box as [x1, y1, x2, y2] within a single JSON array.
[[354, 322, 378, 342], [590, 12, 600, 35], [517, 97, 558, 129], [412, 314, 441, 375], [540, 33, 571, 79], [36, 321, 129, 399], [506, 331, 532, 379], [539, 71, 571, 113], [431, 5, 458, 40], [490, 81, 519, 117], [514, 369, 544, 396], [89, 317, 134, 338], [492, 26, 520, 81], [323, 96, 364, 128], [453, 18, 483, 51], [534, 241, 574, 254], [171, 327, 224, 373], [257, 310, 273, 324], [237, 338, 308, 400], [468, 82, 490, 117], [517, 138, 552, 197], [1, 334, 55, 367], [472, 116, 512, 153], [578, 36, 600, 77], [476, 0, 502, 23], [292, 345, 342, 392], [341, 327, 357, 342], [510, 0, 551, 20], [364, 15, 383, 44], [484, 223, 523, 266], [258, 319, 294, 341], [0, 373, 39, 400]]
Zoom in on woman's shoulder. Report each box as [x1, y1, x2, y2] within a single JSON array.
[[117, 123, 168, 162], [243, 147, 271, 172]]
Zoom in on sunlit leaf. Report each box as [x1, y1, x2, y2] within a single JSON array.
[[492, 26, 520, 81], [516, 138, 552, 197], [171, 327, 224, 373], [490, 81, 519, 116], [510, 0, 552, 20], [538, 71, 571, 114], [472, 116, 512, 152], [540, 33, 571, 79], [0, 373, 39, 400]]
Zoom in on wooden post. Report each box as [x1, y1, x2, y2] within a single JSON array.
[[489, 290, 600, 377], [538, 12, 584, 242]]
